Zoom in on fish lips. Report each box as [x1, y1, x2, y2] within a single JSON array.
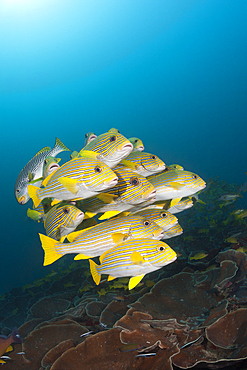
[[76, 212, 84, 222]]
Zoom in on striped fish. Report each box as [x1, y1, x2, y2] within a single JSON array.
[[89, 238, 177, 290], [162, 223, 183, 239], [117, 151, 166, 177], [77, 167, 156, 219], [39, 215, 164, 265], [28, 157, 118, 208], [44, 204, 84, 241], [147, 170, 206, 201], [165, 197, 194, 214], [129, 209, 178, 231], [15, 137, 70, 205], [79, 132, 133, 168], [128, 137, 144, 152]]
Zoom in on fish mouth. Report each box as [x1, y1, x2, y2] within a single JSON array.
[[137, 146, 144, 151], [120, 142, 133, 153], [143, 189, 156, 200], [76, 212, 84, 221], [49, 164, 60, 171], [107, 177, 118, 187], [153, 230, 164, 239], [18, 195, 26, 205]]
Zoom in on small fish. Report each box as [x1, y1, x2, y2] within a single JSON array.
[[0, 327, 22, 364], [112, 295, 128, 301], [135, 353, 156, 357], [119, 343, 143, 352], [164, 197, 194, 214], [128, 137, 144, 152], [234, 209, 247, 220], [179, 335, 203, 349], [15, 137, 70, 205], [236, 247, 247, 253], [218, 192, 242, 203], [16, 352, 25, 355], [189, 252, 208, 261], [165, 164, 184, 171], [100, 323, 107, 329], [89, 238, 177, 290], [226, 237, 239, 244], [80, 331, 94, 337]]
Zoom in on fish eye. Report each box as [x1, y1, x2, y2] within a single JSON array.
[[130, 177, 140, 186], [85, 133, 88, 138], [143, 220, 151, 226], [63, 207, 70, 214], [158, 245, 165, 251], [94, 166, 102, 173], [192, 175, 198, 179], [16, 189, 20, 194], [150, 155, 156, 160], [134, 139, 138, 143], [110, 135, 116, 142], [44, 159, 47, 165], [161, 212, 167, 218]]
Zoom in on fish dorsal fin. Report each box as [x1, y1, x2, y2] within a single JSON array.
[[42, 172, 55, 187], [169, 197, 182, 208], [58, 177, 80, 194], [96, 193, 118, 204], [34, 146, 50, 157], [111, 232, 129, 245], [120, 159, 137, 170], [99, 211, 121, 220], [74, 253, 91, 260], [108, 275, 116, 281], [128, 274, 145, 290], [130, 251, 145, 265], [6, 345, 13, 353], [78, 150, 99, 160]]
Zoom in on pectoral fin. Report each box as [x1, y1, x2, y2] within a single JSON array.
[[78, 150, 99, 160], [42, 172, 55, 187], [58, 177, 81, 194], [169, 182, 183, 190], [120, 159, 137, 170], [130, 251, 145, 265], [128, 274, 145, 290], [112, 232, 129, 245]]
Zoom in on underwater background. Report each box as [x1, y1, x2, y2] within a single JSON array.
[[0, 0, 247, 312]]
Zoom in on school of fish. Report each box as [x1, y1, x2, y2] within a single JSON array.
[[15, 128, 206, 290]]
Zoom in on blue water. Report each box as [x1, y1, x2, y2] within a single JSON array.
[[0, 0, 246, 294]]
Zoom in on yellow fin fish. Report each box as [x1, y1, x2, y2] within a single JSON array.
[[189, 252, 208, 261]]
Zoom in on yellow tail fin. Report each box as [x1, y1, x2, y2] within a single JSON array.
[[89, 259, 101, 285], [39, 233, 63, 266], [28, 185, 41, 208]]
